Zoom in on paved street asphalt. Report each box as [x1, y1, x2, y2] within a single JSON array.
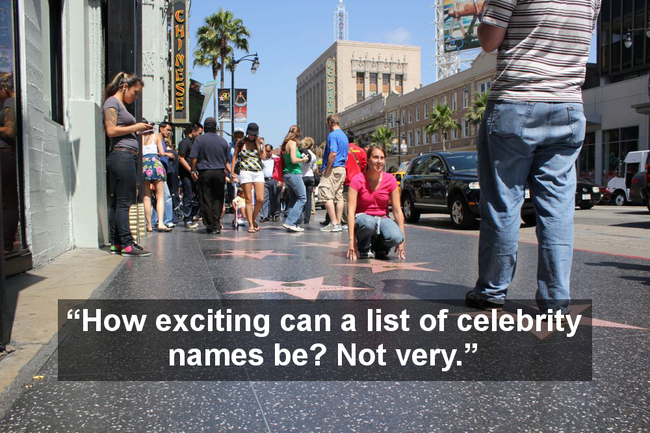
[[0, 207, 648, 432]]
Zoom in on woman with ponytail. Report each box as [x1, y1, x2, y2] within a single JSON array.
[[103, 72, 153, 257], [280, 125, 309, 232]]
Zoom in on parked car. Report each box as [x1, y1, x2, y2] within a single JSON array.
[[598, 186, 612, 204], [629, 171, 646, 206], [643, 166, 650, 212], [575, 178, 603, 209], [400, 151, 536, 229]]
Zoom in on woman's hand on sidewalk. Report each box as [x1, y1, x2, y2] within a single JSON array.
[[395, 243, 406, 260], [347, 240, 357, 261]]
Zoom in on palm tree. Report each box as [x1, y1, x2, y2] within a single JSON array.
[[464, 90, 490, 125], [370, 125, 394, 154], [193, 9, 250, 131], [426, 103, 459, 152]]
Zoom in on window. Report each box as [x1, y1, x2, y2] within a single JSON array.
[[389, 113, 396, 128], [441, 95, 447, 106], [42, 0, 64, 124], [401, 110, 405, 125], [415, 105, 420, 122], [452, 128, 458, 140], [382, 73, 390, 94], [424, 102, 428, 119], [463, 89, 469, 108], [415, 129, 421, 146], [602, 126, 639, 183], [479, 80, 491, 94], [369, 73, 378, 96], [424, 131, 429, 144], [451, 92, 457, 110], [433, 131, 439, 143], [432, 98, 437, 108], [462, 119, 469, 137], [356, 72, 364, 102], [578, 132, 596, 182], [395, 74, 403, 94], [408, 108, 412, 124], [407, 131, 412, 147]]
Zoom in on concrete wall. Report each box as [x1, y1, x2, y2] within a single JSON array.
[[141, 0, 171, 123]]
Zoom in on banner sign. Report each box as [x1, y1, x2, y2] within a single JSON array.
[[443, 0, 485, 52], [326, 58, 336, 116], [233, 88, 247, 123], [217, 88, 231, 122], [171, 0, 189, 123]]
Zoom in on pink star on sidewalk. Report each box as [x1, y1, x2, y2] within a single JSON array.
[[336, 260, 440, 274], [225, 277, 373, 300], [212, 250, 296, 260], [297, 241, 347, 249]]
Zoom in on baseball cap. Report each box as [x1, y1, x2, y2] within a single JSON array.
[[204, 117, 217, 127], [246, 123, 259, 136]]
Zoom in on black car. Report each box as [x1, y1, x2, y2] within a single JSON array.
[[400, 151, 536, 229], [575, 178, 603, 209]]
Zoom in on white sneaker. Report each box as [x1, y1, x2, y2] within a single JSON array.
[[341, 225, 348, 230], [284, 223, 304, 232], [321, 223, 336, 232], [331, 224, 343, 232]]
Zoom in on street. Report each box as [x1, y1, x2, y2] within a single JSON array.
[[0, 208, 648, 431]]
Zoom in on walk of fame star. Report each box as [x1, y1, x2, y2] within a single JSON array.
[[212, 250, 296, 260], [336, 260, 440, 274], [225, 277, 372, 300], [297, 241, 347, 249], [452, 304, 649, 340]]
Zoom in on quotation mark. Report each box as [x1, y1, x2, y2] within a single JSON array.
[[67, 309, 81, 320], [464, 343, 478, 353]]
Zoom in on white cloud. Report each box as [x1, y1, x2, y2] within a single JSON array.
[[386, 28, 411, 44]]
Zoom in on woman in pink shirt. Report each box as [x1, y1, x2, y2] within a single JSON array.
[[347, 145, 406, 260]]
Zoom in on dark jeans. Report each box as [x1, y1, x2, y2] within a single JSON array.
[[198, 169, 226, 231], [299, 176, 315, 224], [1, 149, 19, 250], [167, 170, 180, 223], [180, 174, 199, 223], [106, 150, 137, 247], [261, 178, 279, 219]]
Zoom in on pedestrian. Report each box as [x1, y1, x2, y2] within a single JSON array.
[[142, 124, 171, 233], [150, 122, 177, 229], [347, 145, 405, 260], [189, 117, 231, 234], [320, 114, 349, 232], [341, 131, 367, 229], [260, 143, 278, 222], [161, 122, 180, 226], [178, 122, 203, 229], [227, 127, 245, 209], [103, 71, 153, 257], [231, 122, 266, 233], [299, 137, 317, 224], [271, 147, 284, 221], [281, 125, 310, 232], [465, 0, 600, 314]]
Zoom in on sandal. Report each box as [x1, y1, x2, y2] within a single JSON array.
[[156, 227, 172, 232], [146, 227, 153, 233], [253, 222, 260, 232], [247, 228, 256, 233]]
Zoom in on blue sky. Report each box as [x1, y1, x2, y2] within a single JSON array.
[[187, 0, 597, 146]]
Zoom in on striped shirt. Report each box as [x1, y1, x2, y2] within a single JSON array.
[[482, 0, 601, 103]]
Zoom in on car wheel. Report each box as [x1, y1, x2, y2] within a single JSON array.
[[521, 213, 537, 226], [612, 192, 626, 206], [579, 203, 594, 210], [449, 195, 476, 229], [402, 194, 420, 223]]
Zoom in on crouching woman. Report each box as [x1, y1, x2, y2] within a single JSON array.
[[347, 145, 406, 260]]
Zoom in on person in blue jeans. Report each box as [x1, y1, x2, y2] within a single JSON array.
[[280, 125, 309, 232], [465, 0, 598, 315]]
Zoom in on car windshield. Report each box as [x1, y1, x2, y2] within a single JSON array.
[[446, 154, 477, 173]]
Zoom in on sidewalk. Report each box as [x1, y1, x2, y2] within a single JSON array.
[[0, 214, 648, 431]]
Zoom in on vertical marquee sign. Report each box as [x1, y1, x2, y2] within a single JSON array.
[[326, 58, 336, 117], [171, 0, 189, 123]]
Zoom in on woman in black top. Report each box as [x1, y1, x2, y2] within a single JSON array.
[[103, 72, 153, 257]]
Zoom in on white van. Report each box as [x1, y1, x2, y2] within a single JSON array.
[[607, 150, 650, 206]]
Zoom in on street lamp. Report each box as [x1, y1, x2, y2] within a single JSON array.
[[623, 19, 650, 48], [229, 53, 260, 140]]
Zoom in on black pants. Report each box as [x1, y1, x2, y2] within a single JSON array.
[[300, 176, 315, 224], [167, 170, 180, 223], [106, 150, 137, 247], [198, 169, 225, 231], [180, 174, 199, 223]]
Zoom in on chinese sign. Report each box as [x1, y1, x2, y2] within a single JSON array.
[[171, 0, 189, 123]]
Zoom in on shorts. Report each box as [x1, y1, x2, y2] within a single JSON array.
[[143, 155, 167, 181], [318, 167, 346, 202], [239, 169, 264, 184]]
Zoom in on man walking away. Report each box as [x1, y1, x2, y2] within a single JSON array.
[[320, 114, 349, 233], [178, 122, 202, 228], [260, 143, 278, 222], [466, 0, 601, 315], [189, 117, 231, 234]]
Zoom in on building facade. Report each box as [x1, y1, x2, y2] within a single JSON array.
[[1, 0, 181, 279], [297, 41, 421, 144]]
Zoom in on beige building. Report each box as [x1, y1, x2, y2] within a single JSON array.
[[297, 41, 421, 144], [338, 52, 496, 170]]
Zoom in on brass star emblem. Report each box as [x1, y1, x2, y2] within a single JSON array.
[[337, 260, 440, 274], [225, 277, 372, 300]]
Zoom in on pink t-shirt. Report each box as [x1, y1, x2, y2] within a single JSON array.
[[349, 172, 398, 216]]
